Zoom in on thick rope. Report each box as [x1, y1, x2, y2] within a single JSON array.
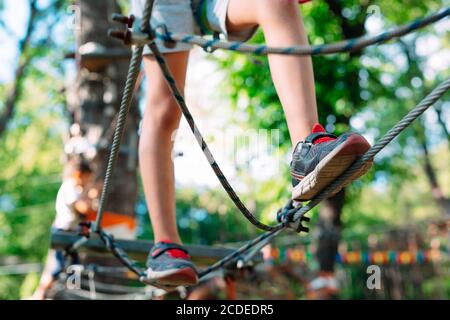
[[152, 7, 449, 56], [93, 46, 144, 232], [139, 0, 154, 33]]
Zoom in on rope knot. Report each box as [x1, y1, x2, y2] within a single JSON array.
[[157, 24, 177, 49]]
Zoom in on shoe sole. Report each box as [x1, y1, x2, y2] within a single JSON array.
[[292, 134, 373, 201], [143, 266, 198, 290]]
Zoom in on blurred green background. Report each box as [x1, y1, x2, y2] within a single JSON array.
[[0, 0, 448, 299]]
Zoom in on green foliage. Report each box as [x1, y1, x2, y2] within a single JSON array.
[[0, 0, 70, 299], [0, 72, 64, 298], [422, 273, 450, 298]]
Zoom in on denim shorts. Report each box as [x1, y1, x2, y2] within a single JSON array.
[[131, 0, 258, 54]]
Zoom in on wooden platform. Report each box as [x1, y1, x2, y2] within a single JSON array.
[[50, 230, 245, 267], [49, 230, 263, 299]]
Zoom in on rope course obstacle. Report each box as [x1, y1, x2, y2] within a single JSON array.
[[54, 0, 450, 291]]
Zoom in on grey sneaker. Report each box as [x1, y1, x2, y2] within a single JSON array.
[[291, 124, 373, 201], [144, 241, 198, 288]]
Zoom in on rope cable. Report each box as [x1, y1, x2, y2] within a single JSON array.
[[149, 7, 450, 56]]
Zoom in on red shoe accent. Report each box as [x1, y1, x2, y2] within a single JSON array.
[[312, 123, 336, 144], [157, 240, 190, 259], [167, 250, 190, 259]]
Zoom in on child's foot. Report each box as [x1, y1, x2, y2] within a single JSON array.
[[291, 124, 373, 201], [144, 241, 198, 289]]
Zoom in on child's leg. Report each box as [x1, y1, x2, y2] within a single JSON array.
[[140, 52, 198, 287], [227, 0, 318, 146], [225, 0, 372, 200], [139, 52, 189, 245]]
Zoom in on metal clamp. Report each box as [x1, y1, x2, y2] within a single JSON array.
[[276, 200, 310, 233], [112, 13, 135, 28], [108, 13, 155, 46]]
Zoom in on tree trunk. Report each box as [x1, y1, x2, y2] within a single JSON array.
[[66, 0, 139, 220], [420, 139, 450, 216], [46, 0, 141, 300], [315, 189, 345, 273]]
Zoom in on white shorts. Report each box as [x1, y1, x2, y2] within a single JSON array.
[[131, 0, 258, 54]]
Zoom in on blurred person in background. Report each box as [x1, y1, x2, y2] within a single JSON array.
[[29, 160, 93, 300]]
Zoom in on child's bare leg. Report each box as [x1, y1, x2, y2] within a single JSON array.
[[226, 0, 372, 200], [227, 0, 318, 145], [139, 52, 189, 244]]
